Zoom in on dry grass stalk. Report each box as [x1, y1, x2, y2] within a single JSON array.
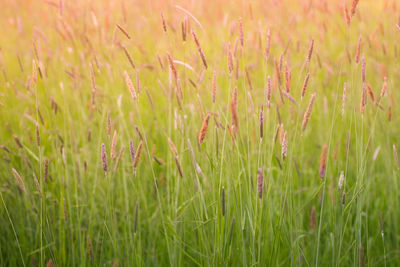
[[174, 156, 184, 178], [44, 158, 50, 183], [36, 124, 40, 147], [266, 76, 271, 107], [342, 190, 346, 204], [360, 84, 366, 114], [306, 38, 314, 64], [245, 67, 253, 90], [281, 90, 298, 106], [198, 114, 210, 145], [152, 145, 165, 166], [0, 145, 11, 153], [275, 59, 282, 87], [191, 30, 208, 69], [32, 172, 42, 197], [160, 12, 167, 32], [257, 168, 263, 199], [32, 59, 38, 84], [116, 24, 131, 39], [366, 83, 375, 103], [129, 140, 135, 171], [344, 3, 351, 26], [167, 138, 178, 157], [181, 17, 188, 41], [187, 138, 197, 164], [284, 62, 291, 92], [302, 93, 316, 131], [361, 55, 366, 82], [373, 146, 381, 161], [279, 124, 285, 145], [101, 143, 107, 173], [351, 0, 360, 16], [167, 53, 178, 84], [319, 144, 328, 178], [265, 29, 271, 59], [124, 71, 137, 100], [379, 77, 387, 99], [231, 87, 239, 134], [301, 73, 310, 99], [238, 17, 244, 46], [227, 124, 236, 146], [133, 141, 143, 168], [111, 130, 117, 159], [227, 42, 234, 73], [13, 135, 23, 148], [281, 131, 288, 159], [122, 46, 135, 69], [113, 146, 125, 171], [338, 171, 345, 190], [12, 168, 26, 193]]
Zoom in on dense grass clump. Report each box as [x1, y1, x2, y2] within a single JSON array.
[[1, 0, 400, 266]]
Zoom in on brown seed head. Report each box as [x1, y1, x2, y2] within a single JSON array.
[[168, 138, 178, 157], [167, 53, 178, 83], [133, 141, 143, 168], [238, 17, 244, 46], [44, 157, 50, 183], [111, 130, 118, 159], [198, 114, 211, 145], [227, 43, 234, 73], [351, 0, 360, 16], [306, 38, 314, 63], [319, 144, 328, 178], [302, 93, 316, 131], [160, 12, 167, 32], [265, 29, 271, 59], [12, 168, 26, 193], [266, 76, 271, 107], [124, 71, 137, 100], [281, 131, 288, 159], [191, 30, 208, 69], [101, 143, 107, 173], [301, 73, 310, 99], [257, 168, 263, 198]]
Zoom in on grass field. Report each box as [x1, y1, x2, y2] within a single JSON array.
[[1, 0, 400, 266]]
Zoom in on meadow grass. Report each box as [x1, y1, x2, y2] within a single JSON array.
[[1, 0, 400, 266]]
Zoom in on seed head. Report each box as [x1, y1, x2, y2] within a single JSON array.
[[319, 145, 328, 178], [198, 114, 210, 145], [301, 93, 316, 132], [257, 168, 263, 199], [101, 143, 107, 173]]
